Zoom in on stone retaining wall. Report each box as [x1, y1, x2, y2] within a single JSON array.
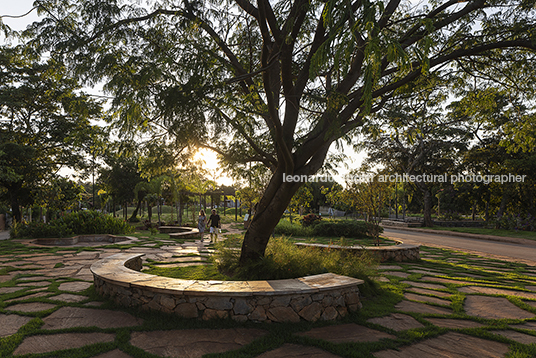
[[295, 241, 420, 262], [158, 226, 201, 240], [36, 234, 133, 246], [91, 253, 364, 323]]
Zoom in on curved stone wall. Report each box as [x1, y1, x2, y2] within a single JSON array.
[[91, 253, 364, 323], [295, 241, 420, 262]]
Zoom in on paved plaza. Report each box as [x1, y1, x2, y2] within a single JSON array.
[[2, 226, 536, 357]]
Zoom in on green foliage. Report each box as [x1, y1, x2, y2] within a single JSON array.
[[274, 219, 314, 237], [10, 210, 133, 239], [213, 236, 379, 282], [300, 213, 322, 227], [312, 219, 382, 239], [494, 213, 536, 231]]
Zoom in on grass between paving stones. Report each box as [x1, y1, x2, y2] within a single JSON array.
[[4, 237, 536, 357]]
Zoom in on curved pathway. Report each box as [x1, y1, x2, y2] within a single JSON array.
[[384, 227, 536, 266]]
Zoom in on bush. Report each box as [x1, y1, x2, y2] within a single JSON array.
[[312, 220, 382, 239], [213, 236, 379, 284], [10, 210, 133, 239], [301, 213, 322, 227], [494, 213, 536, 231], [274, 219, 314, 237]]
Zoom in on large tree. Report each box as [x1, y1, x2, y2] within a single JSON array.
[[0, 46, 104, 222], [27, 0, 536, 262]]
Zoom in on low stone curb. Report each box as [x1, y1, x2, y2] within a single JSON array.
[[36, 234, 136, 246], [295, 241, 420, 262], [90, 253, 364, 323]]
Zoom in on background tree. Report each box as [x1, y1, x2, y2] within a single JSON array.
[[342, 168, 389, 244], [27, 0, 536, 262], [0, 46, 104, 221], [361, 78, 471, 226]]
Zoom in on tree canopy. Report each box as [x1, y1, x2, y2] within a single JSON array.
[[0, 46, 105, 221], [22, 0, 536, 262]]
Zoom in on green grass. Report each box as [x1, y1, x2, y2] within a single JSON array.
[[5, 224, 536, 357], [143, 264, 227, 280], [429, 226, 536, 241]]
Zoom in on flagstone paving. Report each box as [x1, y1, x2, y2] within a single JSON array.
[[0, 314, 33, 337], [256, 344, 342, 357], [6, 302, 56, 313], [129, 328, 268, 357], [3, 230, 536, 357], [93, 349, 133, 358], [13, 332, 116, 355], [373, 332, 509, 358], [424, 318, 485, 329], [41, 306, 144, 329], [464, 296, 535, 320], [367, 313, 425, 331], [296, 323, 396, 343]]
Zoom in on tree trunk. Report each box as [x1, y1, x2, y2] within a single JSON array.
[[129, 198, 142, 222], [496, 183, 511, 219], [421, 187, 434, 227], [239, 174, 301, 263], [9, 185, 22, 223], [147, 202, 153, 223]]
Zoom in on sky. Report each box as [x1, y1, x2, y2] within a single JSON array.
[[1, 1, 365, 187]]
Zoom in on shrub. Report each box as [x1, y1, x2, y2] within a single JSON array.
[[494, 213, 536, 231], [301, 213, 322, 227], [213, 236, 378, 284], [274, 219, 314, 237], [312, 220, 382, 239], [10, 210, 133, 239]]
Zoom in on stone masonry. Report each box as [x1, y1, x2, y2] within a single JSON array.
[[91, 253, 364, 323]]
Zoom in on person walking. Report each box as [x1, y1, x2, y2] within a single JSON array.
[[197, 210, 207, 239], [207, 209, 221, 243]]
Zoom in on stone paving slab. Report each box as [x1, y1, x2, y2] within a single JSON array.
[[256, 343, 341, 357], [459, 285, 536, 299], [93, 349, 133, 358], [5, 291, 50, 303], [48, 293, 89, 303], [130, 328, 267, 358], [373, 332, 509, 358], [404, 292, 450, 306], [509, 321, 536, 330], [401, 281, 445, 290], [0, 314, 32, 337], [395, 300, 452, 315], [0, 286, 25, 294], [384, 271, 410, 278], [17, 281, 50, 287], [523, 300, 536, 308], [378, 265, 403, 270], [13, 332, 115, 356], [425, 318, 485, 329], [41, 307, 143, 329], [464, 296, 535, 319], [493, 330, 536, 344], [297, 323, 396, 343], [58, 281, 92, 292], [6, 302, 56, 313], [0, 274, 14, 282], [421, 276, 468, 284], [407, 287, 453, 298], [367, 313, 425, 331]]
